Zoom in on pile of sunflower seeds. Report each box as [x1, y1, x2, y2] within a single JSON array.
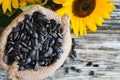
[[4, 11, 64, 71]]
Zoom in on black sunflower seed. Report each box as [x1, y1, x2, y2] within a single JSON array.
[[50, 19, 57, 31], [7, 47, 13, 54], [86, 62, 92, 66], [71, 66, 76, 71], [44, 47, 53, 57], [34, 62, 39, 71], [15, 56, 20, 61], [69, 54, 76, 60], [32, 31, 38, 39], [56, 23, 62, 31], [89, 71, 95, 76], [50, 32, 58, 38], [26, 57, 31, 63], [58, 33, 63, 39], [4, 55, 9, 64], [49, 38, 55, 47], [37, 14, 47, 20], [21, 48, 29, 53], [65, 67, 70, 73], [93, 64, 99, 67], [29, 50, 36, 57], [12, 27, 20, 33], [19, 22, 24, 30], [76, 69, 81, 73], [19, 66, 25, 70], [57, 38, 64, 44], [39, 61, 45, 66], [24, 14, 31, 20]]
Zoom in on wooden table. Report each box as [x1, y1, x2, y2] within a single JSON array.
[[0, 0, 120, 80]]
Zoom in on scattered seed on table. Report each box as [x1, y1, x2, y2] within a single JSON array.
[[70, 66, 76, 71], [76, 69, 81, 73], [65, 67, 70, 73], [69, 53, 76, 60], [86, 62, 92, 66], [93, 64, 99, 67], [89, 71, 95, 76]]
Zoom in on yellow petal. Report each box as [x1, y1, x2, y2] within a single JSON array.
[[71, 17, 79, 36], [63, 0, 74, 6], [35, 0, 42, 4], [20, 0, 27, 7], [84, 17, 97, 32], [91, 10, 104, 26], [56, 7, 72, 17], [2, 0, 12, 13], [12, 0, 19, 8], [105, 0, 115, 2], [0, 0, 3, 4], [53, 0, 67, 4], [26, 0, 35, 4], [95, 16, 104, 26], [79, 18, 84, 36], [83, 22, 87, 35]]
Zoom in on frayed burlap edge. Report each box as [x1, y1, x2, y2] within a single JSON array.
[[0, 5, 72, 80]]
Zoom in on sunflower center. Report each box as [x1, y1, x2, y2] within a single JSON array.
[[82, 3, 90, 11], [72, 0, 96, 17]]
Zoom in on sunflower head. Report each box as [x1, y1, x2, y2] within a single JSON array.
[[53, 0, 116, 36], [72, 0, 96, 17]]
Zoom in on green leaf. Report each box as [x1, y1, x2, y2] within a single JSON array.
[[20, 5, 33, 11], [69, 23, 72, 30], [5, 9, 16, 17], [41, 0, 48, 6]]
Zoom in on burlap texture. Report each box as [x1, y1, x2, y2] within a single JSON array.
[[0, 5, 72, 80]]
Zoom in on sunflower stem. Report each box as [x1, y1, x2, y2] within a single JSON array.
[[40, 0, 48, 6]]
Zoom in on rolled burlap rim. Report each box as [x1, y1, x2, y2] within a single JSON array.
[[0, 5, 72, 80]]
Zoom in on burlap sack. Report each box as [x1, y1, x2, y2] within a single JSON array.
[[0, 5, 72, 80]]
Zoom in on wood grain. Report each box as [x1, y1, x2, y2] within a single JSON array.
[[0, 0, 120, 80]]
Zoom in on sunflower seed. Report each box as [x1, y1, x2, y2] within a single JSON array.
[[86, 62, 92, 66], [32, 31, 38, 39], [26, 57, 31, 63], [44, 47, 53, 57], [19, 22, 24, 30], [93, 64, 99, 67], [89, 71, 95, 76], [57, 38, 64, 44], [49, 39, 55, 47], [71, 66, 76, 71], [24, 14, 31, 20], [65, 67, 70, 73], [50, 19, 57, 31], [34, 62, 39, 71], [21, 48, 29, 53], [12, 27, 20, 33], [4, 55, 9, 64], [19, 66, 25, 70], [76, 69, 81, 73], [15, 56, 20, 61]]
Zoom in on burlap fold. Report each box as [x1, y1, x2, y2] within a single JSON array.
[[0, 5, 72, 80]]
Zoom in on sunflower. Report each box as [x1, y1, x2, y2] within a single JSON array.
[[0, 0, 42, 13], [53, 0, 116, 36]]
